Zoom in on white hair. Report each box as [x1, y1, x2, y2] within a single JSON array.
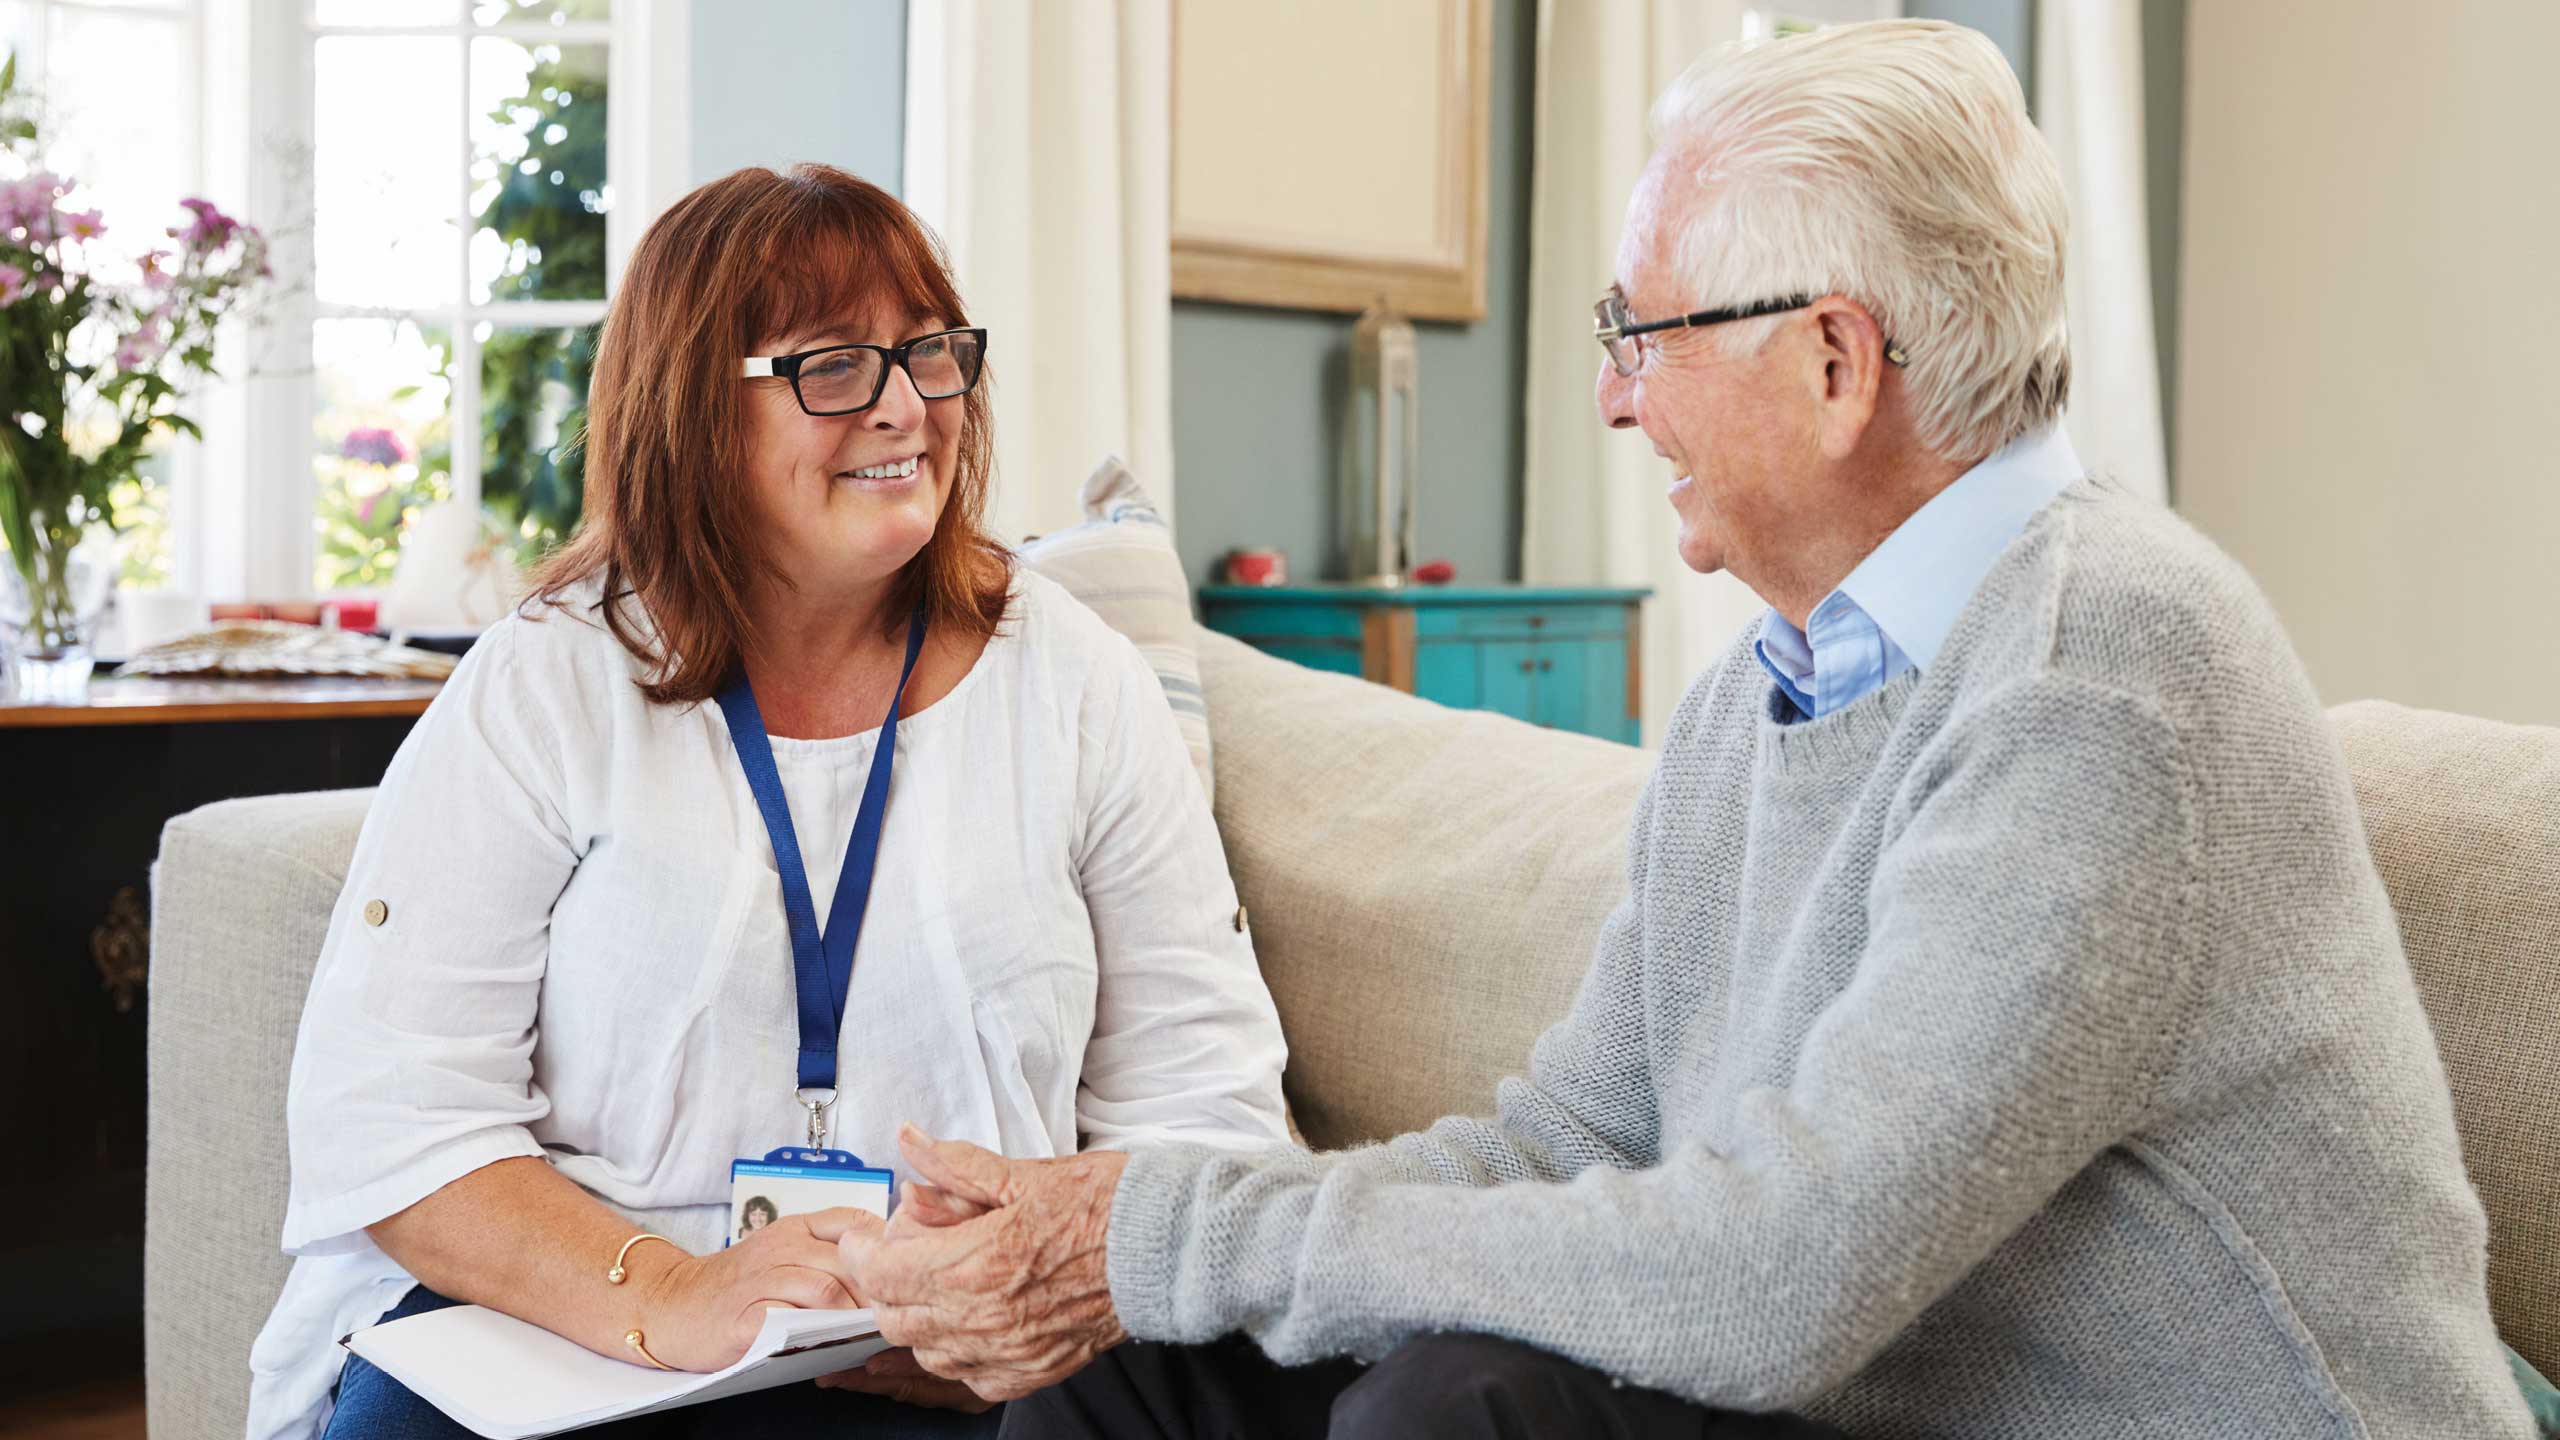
[[1648, 19, 2070, 463]]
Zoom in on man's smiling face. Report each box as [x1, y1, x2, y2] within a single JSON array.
[[1595, 148, 1824, 583]]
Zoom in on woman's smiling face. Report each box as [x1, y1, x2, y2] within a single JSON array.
[[738, 307, 967, 607]]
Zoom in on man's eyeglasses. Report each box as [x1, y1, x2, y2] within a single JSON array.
[[1592, 288, 1907, 377], [742, 327, 989, 416]]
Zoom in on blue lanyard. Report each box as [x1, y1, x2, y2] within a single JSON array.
[[715, 604, 928, 1110]]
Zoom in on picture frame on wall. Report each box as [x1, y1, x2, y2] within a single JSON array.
[[1170, 0, 1492, 323]]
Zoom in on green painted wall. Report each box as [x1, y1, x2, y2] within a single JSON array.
[[1909, 0, 2033, 82]]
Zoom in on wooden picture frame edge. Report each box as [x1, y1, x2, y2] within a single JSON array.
[[1170, 0, 1493, 324]]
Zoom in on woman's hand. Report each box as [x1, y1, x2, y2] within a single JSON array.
[[628, 1208, 870, 1371], [806, 1181, 995, 1408]]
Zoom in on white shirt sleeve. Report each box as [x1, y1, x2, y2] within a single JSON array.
[[278, 619, 577, 1254], [1071, 636, 1293, 1153]]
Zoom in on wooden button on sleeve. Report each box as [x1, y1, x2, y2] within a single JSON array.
[[363, 898, 389, 927]]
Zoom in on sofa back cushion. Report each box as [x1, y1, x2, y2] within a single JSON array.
[[1196, 628, 1650, 1150], [2331, 700, 2560, 1377]]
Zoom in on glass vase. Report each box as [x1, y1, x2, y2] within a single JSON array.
[[3, 524, 117, 701]]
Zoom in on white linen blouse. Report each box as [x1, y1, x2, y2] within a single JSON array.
[[245, 569, 1290, 1440]]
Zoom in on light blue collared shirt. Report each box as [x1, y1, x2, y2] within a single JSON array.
[[1756, 425, 2086, 721]]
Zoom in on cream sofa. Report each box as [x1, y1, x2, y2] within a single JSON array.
[[144, 630, 2558, 1439]]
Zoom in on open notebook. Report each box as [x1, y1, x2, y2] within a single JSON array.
[[341, 1303, 889, 1439]]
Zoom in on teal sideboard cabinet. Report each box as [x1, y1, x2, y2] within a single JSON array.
[[1199, 583, 1652, 745]]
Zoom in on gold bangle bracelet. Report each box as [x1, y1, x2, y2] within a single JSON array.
[[608, 1232, 676, 1285], [624, 1329, 672, 1370]]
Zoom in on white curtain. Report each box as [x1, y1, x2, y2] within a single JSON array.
[[1521, 0, 1751, 744], [904, 0, 1176, 542], [2036, 0, 2167, 503]]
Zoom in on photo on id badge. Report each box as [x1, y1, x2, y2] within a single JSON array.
[[729, 1148, 894, 1244]]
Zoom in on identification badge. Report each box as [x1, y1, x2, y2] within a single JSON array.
[[728, 1146, 894, 1247]]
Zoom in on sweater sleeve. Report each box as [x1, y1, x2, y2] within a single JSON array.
[[1104, 677, 2200, 1410]]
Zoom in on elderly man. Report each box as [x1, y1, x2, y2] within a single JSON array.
[[825, 20, 2534, 1439]]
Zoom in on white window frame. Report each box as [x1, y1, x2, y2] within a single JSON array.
[[6, 0, 208, 597], [198, 0, 689, 601]]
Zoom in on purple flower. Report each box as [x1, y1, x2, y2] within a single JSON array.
[[0, 262, 28, 306], [172, 196, 238, 253], [339, 426, 413, 467], [61, 208, 105, 242], [0, 172, 70, 240]]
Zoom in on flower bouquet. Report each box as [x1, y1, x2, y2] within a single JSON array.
[[0, 55, 272, 694]]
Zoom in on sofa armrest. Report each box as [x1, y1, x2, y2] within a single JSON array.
[[145, 790, 373, 1440]]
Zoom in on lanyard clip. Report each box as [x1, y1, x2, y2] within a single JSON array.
[[796, 1088, 837, 1150]]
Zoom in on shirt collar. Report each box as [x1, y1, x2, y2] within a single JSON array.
[[1755, 607, 1820, 718], [1832, 423, 2085, 670]]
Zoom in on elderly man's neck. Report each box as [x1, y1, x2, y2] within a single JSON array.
[[1747, 441, 1974, 631]]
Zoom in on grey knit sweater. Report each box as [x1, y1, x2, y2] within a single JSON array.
[[1106, 482, 2534, 1439]]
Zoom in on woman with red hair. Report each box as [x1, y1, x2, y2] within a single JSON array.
[[245, 165, 1289, 1440]]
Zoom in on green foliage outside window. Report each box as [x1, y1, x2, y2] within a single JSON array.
[[474, 49, 602, 557], [316, 45, 601, 589]]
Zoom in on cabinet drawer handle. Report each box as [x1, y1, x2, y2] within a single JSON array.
[[1537, 659, 1553, 673], [1527, 615, 1546, 629], [1518, 659, 1535, 673]]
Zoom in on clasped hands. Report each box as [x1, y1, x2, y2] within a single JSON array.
[[804, 1124, 1132, 1410]]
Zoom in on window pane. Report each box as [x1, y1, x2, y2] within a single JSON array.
[[41, 5, 196, 272], [314, 36, 459, 308], [109, 452, 173, 590], [0, 7, 33, 75], [479, 325, 594, 558], [314, 0, 463, 23], [313, 318, 454, 591], [469, 37, 605, 302], [474, 0, 608, 25]]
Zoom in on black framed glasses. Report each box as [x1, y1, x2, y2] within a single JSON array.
[[1592, 288, 1906, 376], [741, 327, 989, 416]]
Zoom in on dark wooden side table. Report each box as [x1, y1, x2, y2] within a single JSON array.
[[0, 677, 440, 1397]]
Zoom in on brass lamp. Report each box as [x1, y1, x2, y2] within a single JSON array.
[[1342, 298, 1419, 584]]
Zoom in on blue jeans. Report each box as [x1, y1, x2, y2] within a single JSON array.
[[323, 1285, 1005, 1440]]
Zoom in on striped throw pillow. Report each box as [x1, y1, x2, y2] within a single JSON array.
[[1018, 456, 1215, 801]]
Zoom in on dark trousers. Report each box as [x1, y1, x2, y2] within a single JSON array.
[[322, 1285, 1005, 1440], [998, 1333, 1852, 1440]]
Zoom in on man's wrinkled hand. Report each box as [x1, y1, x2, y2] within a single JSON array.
[[814, 1346, 995, 1413], [808, 1123, 1131, 1403]]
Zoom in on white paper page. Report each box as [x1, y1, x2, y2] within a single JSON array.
[[344, 1304, 880, 1440], [623, 1319, 891, 1419]]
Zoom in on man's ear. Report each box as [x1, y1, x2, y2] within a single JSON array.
[[1810, 296, 1889, 460]]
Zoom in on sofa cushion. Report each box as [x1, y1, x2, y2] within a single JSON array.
[[1018, 455, 1214, 800], [145, 789, 375, 1440], [2331, 699, 2560, 1379], [1196, 627, 1652, 1151]]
